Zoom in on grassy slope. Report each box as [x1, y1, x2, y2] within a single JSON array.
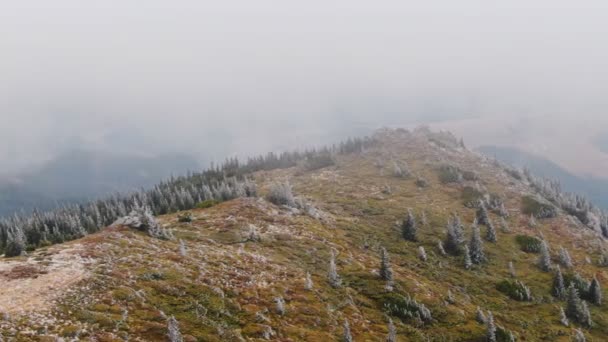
[[2, 129, 607, 341]]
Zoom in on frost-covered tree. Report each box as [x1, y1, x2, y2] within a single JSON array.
[[305, 272, 313, 291], [379, 247, 393, 281], [599, 251, 608, 267], [538, 240, 552, 272], [463, 245, 473, 270], [1, 137, 376, 255], [558, 246, 573, 268], [401, 209, 417, 242], [445, 289, 456, 304], [469, 225, 486, 264], [486, 311, 497, 342], [4, 227, 26, 258], [343, 319, 353, 342], [573, 329, 586, 342], [559, 306, 569, 326], [500, 217, 511, 233], [552, 266, 566, 299], [266, 182, 296, 207], [498, 203, 509, 218], [508, 261, 516, 278], [420, 211, 428, 227], [476, 200, 490, 226], [328, 250, 342, 288], [486, 221, 497, 243], [418, 246, 427, 262], [445, 216, 465, 255], [529, 214, 538, 228], [437, 240, 447, 256], [476, 307, 486, 324], [386, 318, 397, 342], [178, 239, 187, 257], [589, 277, 602, 305], [566, 285, 584, 325], [275, 297, 286, 316], [167, 316, 183, 342], [580, 301, 592, 327]]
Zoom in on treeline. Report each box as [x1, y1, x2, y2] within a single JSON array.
[[521, 168, 608, 236], [0, 136, 375, 257]]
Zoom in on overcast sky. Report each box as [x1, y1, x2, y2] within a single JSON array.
[[2, 1, 608, 174]]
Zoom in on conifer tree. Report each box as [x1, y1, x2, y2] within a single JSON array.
[[538, 240, 552, 272], [445, 216, 464, 255], [573, 329, 586, 342], [589, 277, 602, 305], [552, 266, 566, 300], [469, 225, 486, 264], [486, 221, 497, 243], [437, 240, 447, 256], [328, 250, 342, 288], [420, 211, 428, 227], [559, 246, 573, 268], [305, 272, 313, 291], [566, 285, 584, 324], [379, 247, 393, 281], [486, 311, 497, 342], [418, 246, 427, 262], [498, 203, 509, 218], [559, 306, 569, 326], [178, 239, 187, 257], [275, 297, 286, 316], [402, 209, 417, 242], [580, 301, 592, 328], [343, 319, 353, 342], [5, 227, 26, 258], [476, 200, 490, 226], [463, 245, 473, 270], [508, 261, 516, 278], [386, 318, 397, 342], [500, 217, 511, 233], [529, 214, 537, 227], [167, 316, 183, 342], [476, 307, 487, 324]]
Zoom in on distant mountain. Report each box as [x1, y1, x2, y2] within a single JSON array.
[[0, 149, 199, 216], [478, 145, 608, 209]]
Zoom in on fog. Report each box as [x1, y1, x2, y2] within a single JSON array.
[[2, 1, 608, 176]]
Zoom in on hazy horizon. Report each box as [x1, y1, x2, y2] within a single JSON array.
[[3, 1, 608, 178]]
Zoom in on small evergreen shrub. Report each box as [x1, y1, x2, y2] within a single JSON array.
[[383, 293, 433, 325], [462, 170, 479, 181], [177, 212, 193, 223], [515, 235, 542, 253], [438, 165, 462, 184], [415, 177, 429, 188], [462, 186, 484, 208], [196, 200, 219, 209], [521, 195, 557, 219], [496, 280, 533, 301]]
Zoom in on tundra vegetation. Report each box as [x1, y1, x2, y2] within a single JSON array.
[[0, 128, 605, 341]]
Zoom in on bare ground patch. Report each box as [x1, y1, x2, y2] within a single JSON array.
[[0, 243, 94, 315]]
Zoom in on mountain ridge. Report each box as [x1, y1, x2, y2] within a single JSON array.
[[0, 128, 606, 341]]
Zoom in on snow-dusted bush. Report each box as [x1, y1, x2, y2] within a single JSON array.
[[266, 182, 296, 207]]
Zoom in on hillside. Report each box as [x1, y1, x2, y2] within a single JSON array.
[[0, 128, 607, 341], [477, 145, 608, 210]]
